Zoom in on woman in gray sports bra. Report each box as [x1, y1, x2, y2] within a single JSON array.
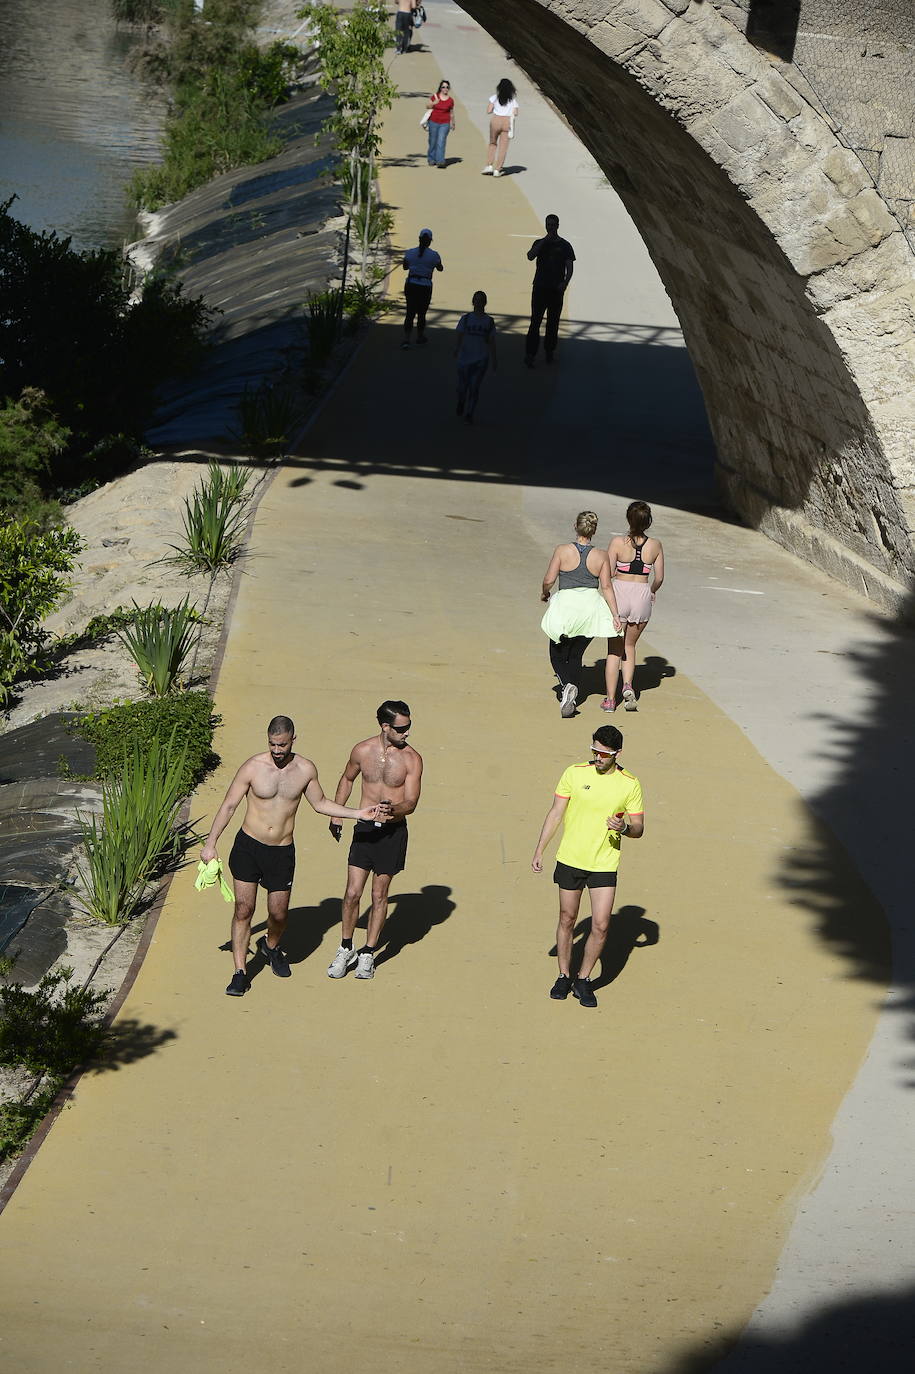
[[541, 511, 623, 718]]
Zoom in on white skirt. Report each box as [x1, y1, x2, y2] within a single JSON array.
[[541, 587, 617, 644]]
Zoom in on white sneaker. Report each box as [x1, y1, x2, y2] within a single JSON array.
[[492, 169, 503, 177], [622, 684, 638, 711], [327, 945, 358, 979], [481, 165, 493, 175], [355, 951, 375, 980], [560, 683, 578, 718]]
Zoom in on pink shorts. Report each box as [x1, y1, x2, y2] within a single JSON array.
[[612, 579, 653, 624]]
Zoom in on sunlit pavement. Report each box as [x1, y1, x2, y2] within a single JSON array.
[[0, 8, 908, 1372]]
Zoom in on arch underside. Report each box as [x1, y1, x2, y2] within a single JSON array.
[[461, 0, 915, 609]]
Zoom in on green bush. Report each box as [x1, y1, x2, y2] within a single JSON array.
[[166, 461, 252, 574], [118, 597, 202, 696], [0, 968, 107, 1077], [75, 731, 194, 924], [0, 519, 83, 702], [73, 691, 221, 798], [0, 389, 70, 524], [0, 1086, 59, 1164], [128, 2, 301, 212], [0, 198, 213, 473]]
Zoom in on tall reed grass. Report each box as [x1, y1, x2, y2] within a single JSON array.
[[75, 731, 192, 924], [305, 289, 342, 367], [229, 381, 303, 456]]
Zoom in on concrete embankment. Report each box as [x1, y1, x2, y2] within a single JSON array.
[[133, 17, 342, 450]]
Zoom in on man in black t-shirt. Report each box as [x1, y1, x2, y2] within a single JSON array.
[[524, 214, 575, 366]]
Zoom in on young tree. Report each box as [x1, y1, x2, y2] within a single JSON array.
[[299, 1, 397, 293]]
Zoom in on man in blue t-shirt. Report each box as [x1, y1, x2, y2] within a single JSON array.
[[524, 213, 575, 367], [454, 290, 497, 423]]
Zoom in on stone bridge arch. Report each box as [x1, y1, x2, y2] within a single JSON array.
[[461, 0, 915, 609]]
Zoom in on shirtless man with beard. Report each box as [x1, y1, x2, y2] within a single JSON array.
[[201, 715, 387, 997], [326, 700, 424, 981]]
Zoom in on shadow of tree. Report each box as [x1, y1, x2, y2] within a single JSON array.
[[92, 1017, 178, 1073], [658, 1278, 915, 1374]]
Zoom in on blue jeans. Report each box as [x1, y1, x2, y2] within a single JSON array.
[[427, 121, 450, 165]]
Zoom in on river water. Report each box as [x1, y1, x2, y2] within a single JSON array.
[[0, 0, 165, 252]]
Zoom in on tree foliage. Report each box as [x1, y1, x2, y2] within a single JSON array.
[[0, 198, 213, 488], [0, 519, 82, 701], [299, 1, 397, 284], [0, 389, 70, 525], [129, 1, 303, 210]]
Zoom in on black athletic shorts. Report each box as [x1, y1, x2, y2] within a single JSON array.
[[348, 819, 408, 876], [553, 860, 618, 890], [228, 829, 295, 892]]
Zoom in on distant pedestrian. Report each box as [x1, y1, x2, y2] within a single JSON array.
[[541, 511, 623, 718], [394, 0, 416, 54], [524, 214, 575, 367], [401, 228, 443, 349], [531, 724, 644, 1009], [482, 78, 518, 177], [454, 291, 497, 423], [604, 501, 665, 712], [425, 80, 455, 167]]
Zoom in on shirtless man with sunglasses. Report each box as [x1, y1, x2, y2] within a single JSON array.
[[326, 700, 424, 981]]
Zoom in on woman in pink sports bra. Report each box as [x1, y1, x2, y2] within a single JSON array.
[[603, 500, 665, 712]]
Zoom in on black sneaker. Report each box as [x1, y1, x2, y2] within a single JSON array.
[[572, 977, 598, 1008], [257, 936, 291, 977], [226, 969, 249, 997], [550, 974, 572, 1000]]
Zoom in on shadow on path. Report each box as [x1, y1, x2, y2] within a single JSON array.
[[548, 904, 660, 990]]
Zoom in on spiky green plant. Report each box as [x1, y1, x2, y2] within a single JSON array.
[[305, 289, 342, 367], [75, 730, 192, 924], [117, 597, 201, 696], [228, 380, 303, 456], [166, 462, 251, 574]]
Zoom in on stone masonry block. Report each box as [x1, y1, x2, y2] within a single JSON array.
[[755, 74, 804, 124], [822, 148, 874, 200]]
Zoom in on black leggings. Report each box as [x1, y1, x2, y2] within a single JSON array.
[[549, 635, 590, 692], [404, 283, 433, 336]]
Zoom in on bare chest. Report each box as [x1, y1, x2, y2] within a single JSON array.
[[250, 764, 303, 804], [361, 750, 409, 789]]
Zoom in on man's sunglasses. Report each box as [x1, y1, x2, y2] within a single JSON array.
[[389, 723, 412, 733], [590, 746, 616, 758]]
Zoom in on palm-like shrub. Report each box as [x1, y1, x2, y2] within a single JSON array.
[[117, 597, 201, 696], [167, 462, 251, 574]]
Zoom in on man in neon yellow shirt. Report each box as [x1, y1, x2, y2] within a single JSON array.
[[532, 724, 644, 1008]]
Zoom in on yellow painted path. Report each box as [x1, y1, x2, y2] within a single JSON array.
[[0, 44, 888, 1374]]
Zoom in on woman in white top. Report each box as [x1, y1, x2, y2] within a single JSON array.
[[483, 78, 518, 177]]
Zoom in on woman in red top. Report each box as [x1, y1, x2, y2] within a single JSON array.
[[425, 79, 455, 167]]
